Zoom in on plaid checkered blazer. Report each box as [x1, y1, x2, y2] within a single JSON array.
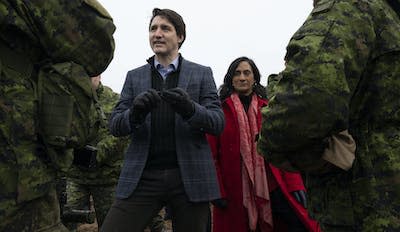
[[109, 58, 224, 202]]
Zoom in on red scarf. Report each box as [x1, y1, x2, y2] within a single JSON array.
[[231, 93, 273, 231]]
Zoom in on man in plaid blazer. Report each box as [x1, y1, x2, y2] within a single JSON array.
[[101, 8, 224, 232]]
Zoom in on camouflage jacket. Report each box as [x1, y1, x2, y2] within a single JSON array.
[[66, 85, 129, 185], [258, 0, 400, 229], [0, 0, 115, 204]]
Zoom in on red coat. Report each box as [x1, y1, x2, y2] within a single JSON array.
[[207, 96, 320, 232]]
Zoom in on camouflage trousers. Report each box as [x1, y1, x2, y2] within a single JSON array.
[[0, 185, 68, 232], [62, 178, 116, 230], [305, 169, 400, 232]]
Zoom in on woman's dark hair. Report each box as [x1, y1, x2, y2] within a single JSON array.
[[149, 8, 186, 48], [218, 56, 267, 101]]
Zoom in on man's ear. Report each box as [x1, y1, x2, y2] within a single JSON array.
[[178, 35, 184, 44]]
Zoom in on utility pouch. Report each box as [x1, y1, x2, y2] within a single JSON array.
[[40, 94, 74, 147], [38, 62, 101, 171]]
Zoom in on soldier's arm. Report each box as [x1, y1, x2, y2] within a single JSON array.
[[18, 0, 115, 76], [258, 1, 375, 157]]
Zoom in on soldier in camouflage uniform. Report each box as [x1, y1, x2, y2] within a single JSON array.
[[258, 0, 400, 231], [0, 1, 115, 231], [62, 76, 130, 231]]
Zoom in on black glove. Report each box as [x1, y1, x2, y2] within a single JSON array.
[[211, 198, 228, 209], [73, 145, 98, 169], [130, 89, 161, 125], [291, 190, 307, 209], [161, 87, 194, 119]]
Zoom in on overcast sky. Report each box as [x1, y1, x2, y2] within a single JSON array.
[[97, 0, 313, 93]]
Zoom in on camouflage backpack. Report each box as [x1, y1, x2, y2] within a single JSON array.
[[38, 62, 105, 172]]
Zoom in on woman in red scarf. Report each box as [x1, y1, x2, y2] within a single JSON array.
[[207, 57, 320, 232]]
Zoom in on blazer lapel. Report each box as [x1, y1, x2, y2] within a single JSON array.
[[178, 59, 192, 91], [138, 64, 152, 94]]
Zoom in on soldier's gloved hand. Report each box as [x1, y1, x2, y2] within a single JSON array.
[[161, 87, 194, 119], [291, 190, 307, 209], [73, 145, 98, 169], [130, 89, 161, 125], [211, 198, 228, 209]]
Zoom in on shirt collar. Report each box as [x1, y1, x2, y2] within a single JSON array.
[[154, 56, 179, 71]]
